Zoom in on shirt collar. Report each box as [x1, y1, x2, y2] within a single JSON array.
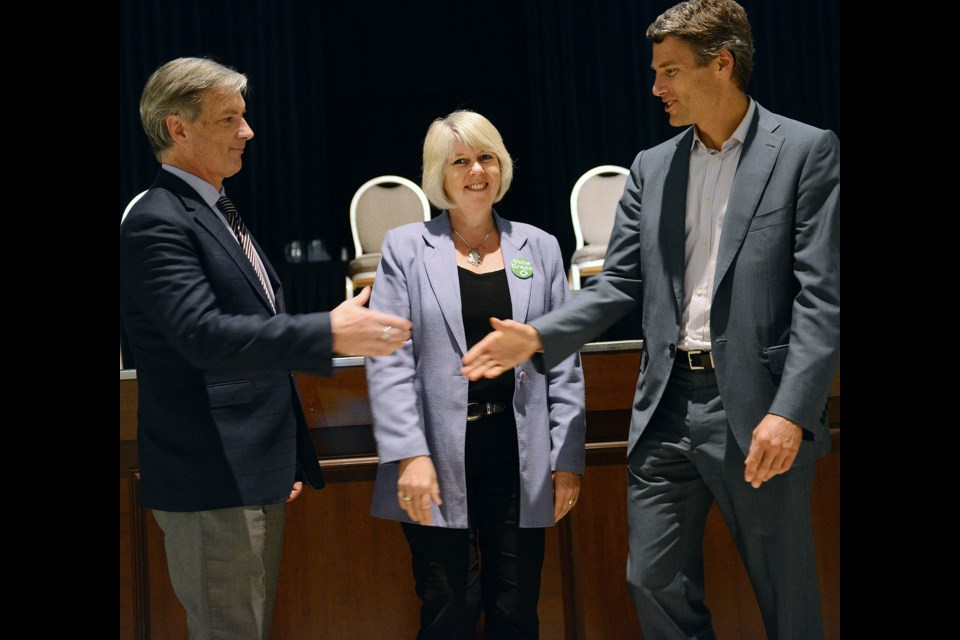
[[161, 164, 227, 209], [691, 97, 755, 151]]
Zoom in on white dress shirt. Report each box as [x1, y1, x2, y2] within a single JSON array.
[[679, 99, 756, 352]]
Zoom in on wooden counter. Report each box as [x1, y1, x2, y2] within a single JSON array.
[[119, 343, 840, 639]]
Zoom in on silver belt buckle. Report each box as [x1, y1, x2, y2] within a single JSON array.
[[467, 402, 501, 421], [467, 402, 482, 422], [687, 350, 714, 370]]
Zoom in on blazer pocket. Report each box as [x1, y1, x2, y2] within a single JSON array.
[[747, 205, 793, 233], [206, 380, 254, 408], [762, 344, 789, 376]]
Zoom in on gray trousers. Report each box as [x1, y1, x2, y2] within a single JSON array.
[[152, 502, 287, 640], [626, 364, 823, 640]]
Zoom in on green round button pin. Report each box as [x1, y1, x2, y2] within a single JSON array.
[[510, 257, 533, 279]]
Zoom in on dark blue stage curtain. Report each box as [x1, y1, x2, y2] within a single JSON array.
[[120, 0, 839, 275]]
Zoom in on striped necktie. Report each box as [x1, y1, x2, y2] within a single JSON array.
[[216, 196, 276, 314]]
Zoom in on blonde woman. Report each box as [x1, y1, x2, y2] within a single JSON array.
[[365, 110, 585, 639]]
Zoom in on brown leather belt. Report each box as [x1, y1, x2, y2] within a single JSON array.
[[676, 350, 715, 371], [466, 401, 508, 421]]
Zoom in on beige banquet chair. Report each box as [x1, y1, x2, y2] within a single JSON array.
[[120, 189, 147, 369], [121, 189, 148, 226], [346, 175, 431, 299], [568, 165, 629, 290]]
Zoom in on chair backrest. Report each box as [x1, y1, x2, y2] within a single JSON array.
[[350, 176, 431, 257], [570, 165, 629, 250], [121, 190, 148, 226], [120, 189, 148, 370]]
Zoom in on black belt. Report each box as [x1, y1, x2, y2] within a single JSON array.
[[675, 350, 715, 371], [467, 401, 508, 421]]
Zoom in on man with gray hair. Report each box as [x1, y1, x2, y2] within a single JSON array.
[[120, 57, 412, 639], [462, 1, 839, 637]]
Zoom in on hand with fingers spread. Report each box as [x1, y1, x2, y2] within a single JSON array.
[[331, 286, 412, 356], [397, 455, 443, 525], [552, 471, 581, 522], [743, 414, 803, 488], [460, 318, 542, 381]]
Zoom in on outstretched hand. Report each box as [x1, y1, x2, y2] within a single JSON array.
[[330, 286, 412, 356], [460, 318, 542, 380]]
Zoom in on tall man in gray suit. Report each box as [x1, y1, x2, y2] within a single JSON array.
[[461, 1, 839, 638], [120, 57, 412, 640]]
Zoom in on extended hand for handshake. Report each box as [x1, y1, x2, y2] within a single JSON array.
[[333, 294, 540, 372], [330, 286, 413, 356], [460, 317, 542, 381], [336, 302, 545, 374]]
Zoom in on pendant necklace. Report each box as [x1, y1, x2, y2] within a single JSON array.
[[453, 227, 492, 266]]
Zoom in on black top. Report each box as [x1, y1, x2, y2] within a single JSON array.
[[459, 267, 515, 402]]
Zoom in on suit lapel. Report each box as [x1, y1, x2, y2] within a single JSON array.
[[195, 206, 277, 313], [423, 214, 468, 355], [154, 171, 277, 314], [714, 106, 783, 295], [664, 132, 693, 313], [496, 213, 532, 324]]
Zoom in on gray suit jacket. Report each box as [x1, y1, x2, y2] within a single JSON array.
[[534, 102, 840, 465], [366, 211, 586, 528]]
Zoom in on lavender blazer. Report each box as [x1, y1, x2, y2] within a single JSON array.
[[366, 211, 585, 528]]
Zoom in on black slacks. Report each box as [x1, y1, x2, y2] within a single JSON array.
[[402, 410, 545, 640]]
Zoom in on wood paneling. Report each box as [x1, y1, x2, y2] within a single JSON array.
[[119, 349, 840, 639]]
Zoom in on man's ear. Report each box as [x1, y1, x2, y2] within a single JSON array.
[[166, 113, 186, 145], [715, 49, 735, 79]]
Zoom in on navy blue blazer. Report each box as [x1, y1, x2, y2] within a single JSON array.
[[534, 102, 840, 465], [119, 170, 329, 512]]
